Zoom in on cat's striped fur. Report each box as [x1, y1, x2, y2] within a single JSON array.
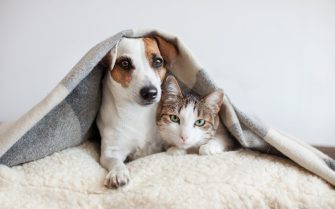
[[157, 76, 236, 155]]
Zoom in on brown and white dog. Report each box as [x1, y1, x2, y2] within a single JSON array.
[[97, 36, 178, 188]]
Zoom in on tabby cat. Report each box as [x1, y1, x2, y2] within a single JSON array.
[[157, 75, 235, 155]]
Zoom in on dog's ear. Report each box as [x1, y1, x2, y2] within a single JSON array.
[[100, 51, 112, 68], [100, 49, 117, 69], [154, 36, 179, 66]]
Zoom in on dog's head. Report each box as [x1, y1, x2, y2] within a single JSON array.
[[102, 36, 178, 106]]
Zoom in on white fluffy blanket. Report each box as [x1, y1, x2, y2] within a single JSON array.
[[1, 140, 334, 209]]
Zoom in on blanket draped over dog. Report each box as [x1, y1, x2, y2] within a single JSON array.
[[0, 29, 334, 186]]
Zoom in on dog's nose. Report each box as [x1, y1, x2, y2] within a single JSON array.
[[140, 86, 158, 101]]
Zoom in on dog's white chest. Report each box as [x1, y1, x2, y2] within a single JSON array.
[[121, 108, 158, 145], [99, 100, 162, 159]]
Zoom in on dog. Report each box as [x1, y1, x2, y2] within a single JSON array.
[[97, 36, 178, 188]]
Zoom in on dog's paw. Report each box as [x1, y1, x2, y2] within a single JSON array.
[[199, 143, 223, 155], [167, 147, 187, 156], [104, 164, 130, 189]]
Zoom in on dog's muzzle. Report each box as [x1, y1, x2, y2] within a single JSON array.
[[139, 85, 158, 105]]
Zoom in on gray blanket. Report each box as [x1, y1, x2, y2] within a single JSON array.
[[1, 29, 334, 186]]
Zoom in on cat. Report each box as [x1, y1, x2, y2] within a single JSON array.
[[157, 75, 236, 155]]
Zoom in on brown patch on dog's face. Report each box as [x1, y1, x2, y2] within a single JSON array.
[[157, 65, 167, 81], [110, 65, 132, 88], [105, 36, 178, 88], [110, 56, 135, 88], [100, 51, 133, 88], [143, 37, 167, 82], [154, 36, 178, 65]]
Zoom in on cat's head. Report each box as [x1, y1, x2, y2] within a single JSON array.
[[157, 75, 224, 149]]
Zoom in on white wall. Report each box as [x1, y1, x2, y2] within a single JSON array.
[[1, 0, 334, 146]]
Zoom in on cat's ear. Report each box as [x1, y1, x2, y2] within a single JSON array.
[[163, 75, 183, 97], [203, 89, 224, 113]]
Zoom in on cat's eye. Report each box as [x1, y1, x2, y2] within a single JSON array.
[[194, 119, 205, 127], [169, 115, 180, 123], [153, 57, 164, 68]]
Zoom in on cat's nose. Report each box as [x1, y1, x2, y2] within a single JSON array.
[[180, 135, 189, 143]]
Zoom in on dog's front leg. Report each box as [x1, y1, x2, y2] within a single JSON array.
[[100, 146, 130, 188]]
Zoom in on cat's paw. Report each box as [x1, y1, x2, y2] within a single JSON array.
[[199, 143, 223, 155], [104, 164, 130, 188], [167, 147, 187, 156]]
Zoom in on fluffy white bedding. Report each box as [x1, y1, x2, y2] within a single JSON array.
[[0, 140, 334, 209]]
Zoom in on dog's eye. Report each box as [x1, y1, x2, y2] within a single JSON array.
[[118, 58, 133, 70], [120, 60, 130, 69], [153, 57, 164, 68]]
